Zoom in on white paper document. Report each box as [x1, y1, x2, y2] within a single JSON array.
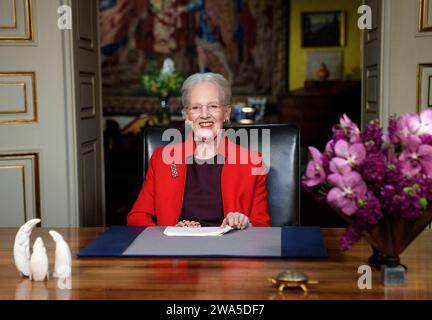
[[163, 225, 233, 237]]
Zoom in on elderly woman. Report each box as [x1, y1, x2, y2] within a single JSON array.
[[127, 73, 271, 229]]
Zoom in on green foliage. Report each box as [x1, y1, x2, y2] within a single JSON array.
[[141, 62, 184, 98]]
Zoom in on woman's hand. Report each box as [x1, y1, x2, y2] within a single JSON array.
[[176, 220, 201, 228], [221, 212, 251, 230]]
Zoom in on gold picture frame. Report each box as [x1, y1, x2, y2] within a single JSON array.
[[416, 63, 432, 112], [419, 0, 432, 32], [301, 11, 346, 47]]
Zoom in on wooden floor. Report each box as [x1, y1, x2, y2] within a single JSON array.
[[1, 227, 431, 300]]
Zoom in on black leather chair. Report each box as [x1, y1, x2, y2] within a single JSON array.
[[143, 124, 300, 226]]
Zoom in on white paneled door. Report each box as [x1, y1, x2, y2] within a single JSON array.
[[361, 0, 382, 128], [0, 0, 105, 227]]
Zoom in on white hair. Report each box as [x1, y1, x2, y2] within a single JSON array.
[[181, 72, 232, 108]]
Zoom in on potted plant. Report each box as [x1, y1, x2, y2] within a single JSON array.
[[141, 58, 184, 125]]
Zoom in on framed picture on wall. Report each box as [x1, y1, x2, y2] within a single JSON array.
[[419, 0, 432, 32], [417, 64, 432, 111], [301, 11, 346, 47]]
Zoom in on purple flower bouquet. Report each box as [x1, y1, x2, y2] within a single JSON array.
[[302, 111, 432, 266]]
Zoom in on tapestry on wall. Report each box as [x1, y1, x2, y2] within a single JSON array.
[[99, 0, 287, 101]]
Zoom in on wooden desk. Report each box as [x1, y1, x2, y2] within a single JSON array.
[[1, 228, 431, 300]]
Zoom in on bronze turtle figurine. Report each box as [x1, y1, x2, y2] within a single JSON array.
[[269, 270, 318, 293]]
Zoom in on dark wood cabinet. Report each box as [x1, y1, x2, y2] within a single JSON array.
[[278, 81, 361, 150]]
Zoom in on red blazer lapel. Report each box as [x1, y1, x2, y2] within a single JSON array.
[[163, 140, 188, 225], [172, 161, 187, 224]]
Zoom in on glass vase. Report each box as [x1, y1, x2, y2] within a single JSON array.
[[159, 98, 170, 126], [363, 210, 432, 262]]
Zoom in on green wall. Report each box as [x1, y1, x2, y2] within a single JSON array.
[[289, 0, 362, 90]]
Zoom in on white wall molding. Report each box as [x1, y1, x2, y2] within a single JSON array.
[[60, 0, 79, 227], [380, 0, 391, 129]]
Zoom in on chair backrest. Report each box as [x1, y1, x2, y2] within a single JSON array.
[[143, 124, 300, 226]]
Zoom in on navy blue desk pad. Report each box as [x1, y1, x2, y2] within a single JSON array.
[[77, 226, 327, 258]]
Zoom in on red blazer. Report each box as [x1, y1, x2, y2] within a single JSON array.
[[127, 135, 271, 227]]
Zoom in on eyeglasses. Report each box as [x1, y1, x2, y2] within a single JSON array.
[[186, 104, 225, 115]]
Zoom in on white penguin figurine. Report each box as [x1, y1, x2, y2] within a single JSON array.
[[13, 218, 41, 277], [29, 237, 49, 281], [49, 230, 72, 290]]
